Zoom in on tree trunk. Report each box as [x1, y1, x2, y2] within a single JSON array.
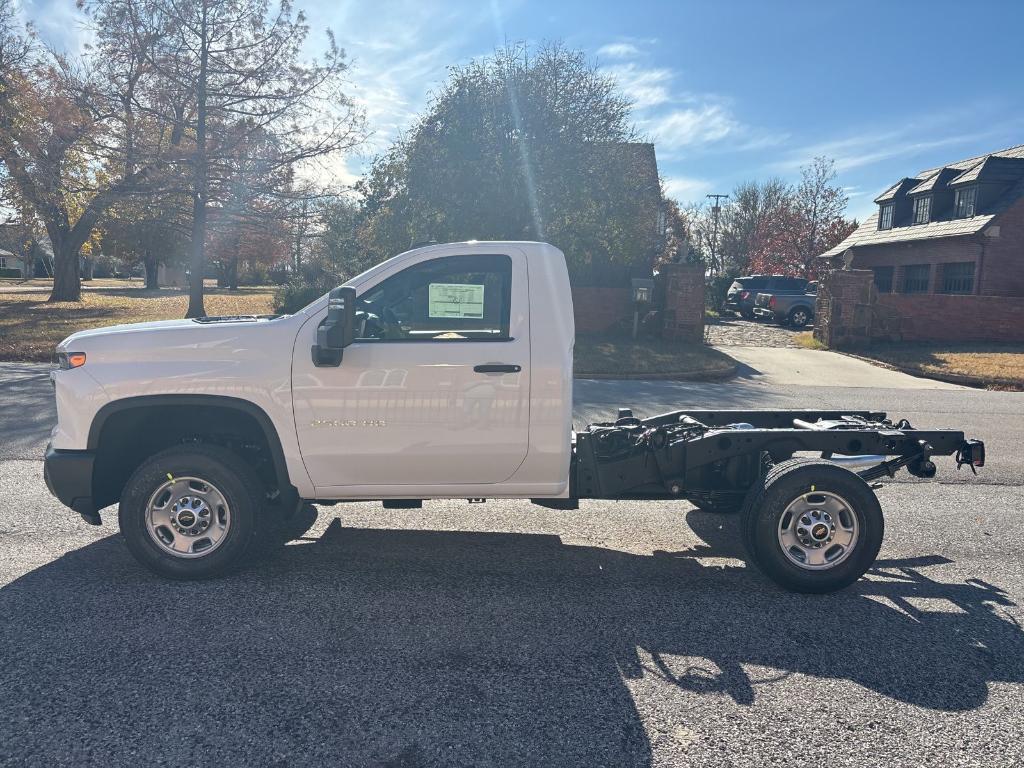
[[227, 255, 238, 290], [49, 237, 81, 302], [185, 0, 209, 319], [144, 251, 160, 289], [81, 257, 94, 281]]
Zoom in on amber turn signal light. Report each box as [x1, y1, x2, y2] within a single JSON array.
[[58, 352, 87, 369]]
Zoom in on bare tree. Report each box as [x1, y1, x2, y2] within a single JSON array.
[[102, 0, 365, 316]]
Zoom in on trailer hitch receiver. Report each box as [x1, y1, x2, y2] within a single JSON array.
[[956, 439, 985, 473]]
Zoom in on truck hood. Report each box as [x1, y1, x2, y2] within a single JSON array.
[[57, 316, 280, 350]]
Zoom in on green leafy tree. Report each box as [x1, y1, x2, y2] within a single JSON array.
[[357, 43, 660, 284]]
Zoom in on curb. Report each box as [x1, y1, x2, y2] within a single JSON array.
[[834, 350, 1020, 390]]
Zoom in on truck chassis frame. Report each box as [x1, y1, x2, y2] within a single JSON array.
[[572, 409, 984, 502]]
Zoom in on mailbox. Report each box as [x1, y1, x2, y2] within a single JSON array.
[[631, 277, 655, 305]]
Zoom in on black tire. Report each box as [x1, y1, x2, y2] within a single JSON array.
[[787, 307, 811, 329], [118, 444, 265, 579], [740, 459, 883, 593]]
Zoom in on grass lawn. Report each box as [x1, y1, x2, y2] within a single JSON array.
[[793, 332, 828, 350], [794, 332, 1024, 388], [573, 335, 737, 378], [0, 287, 275, 361], [859, 342, 1024, 388], [0, 277, 145, 288]]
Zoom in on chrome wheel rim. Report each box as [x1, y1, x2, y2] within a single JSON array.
[[777, 490, 858, 570], [145, 476, 231, 559], [792, 310, 808, 326]]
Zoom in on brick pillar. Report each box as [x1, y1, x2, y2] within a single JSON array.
[[660, 262, 705, 343], [814, 269, 875, 348]]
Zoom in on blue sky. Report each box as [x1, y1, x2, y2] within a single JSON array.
[[24, 0, 1024, 220]]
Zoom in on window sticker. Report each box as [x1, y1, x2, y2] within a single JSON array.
[[428, 283, 485, 319]]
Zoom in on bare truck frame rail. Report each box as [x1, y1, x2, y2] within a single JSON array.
[[567, 409, 985, 592]]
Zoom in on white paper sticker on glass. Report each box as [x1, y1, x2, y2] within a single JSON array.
[[428, 283, 485, 319]]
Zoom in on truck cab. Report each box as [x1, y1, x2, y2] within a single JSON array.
[[46, 241, 575, 517]]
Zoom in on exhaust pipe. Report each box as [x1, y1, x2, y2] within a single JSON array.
[[825, 454, 888, 470]]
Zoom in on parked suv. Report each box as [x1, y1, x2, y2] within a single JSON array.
[[725, 275, 808, 319]]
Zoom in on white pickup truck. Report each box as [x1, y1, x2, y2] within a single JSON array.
[[44, 241, 985, 592]]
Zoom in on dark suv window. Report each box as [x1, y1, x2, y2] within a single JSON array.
[[734, 277, 768, 291], [356, 254, 512, 341], [768, 277, 808, 292]]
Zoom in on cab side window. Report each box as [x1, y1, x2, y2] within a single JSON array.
[[356, 254, 513, 341]]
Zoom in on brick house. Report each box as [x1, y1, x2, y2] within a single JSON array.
[[820, 144, 1024, 298], [815, 144, 1024, 343]]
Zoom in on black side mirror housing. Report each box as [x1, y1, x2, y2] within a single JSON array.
[[312, 286, 356, 367]]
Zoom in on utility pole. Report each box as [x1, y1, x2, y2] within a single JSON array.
[[706, 193, 729, 276]]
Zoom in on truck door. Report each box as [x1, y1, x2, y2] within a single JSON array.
[[291, 250, 530, 488]]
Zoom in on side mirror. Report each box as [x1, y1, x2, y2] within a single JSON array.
[[312, 286, 356, 367]]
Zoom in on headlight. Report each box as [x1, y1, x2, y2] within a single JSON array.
[[56, 351, 87, 370]]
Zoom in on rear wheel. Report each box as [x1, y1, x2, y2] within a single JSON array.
[[119, 444, 264, 579], [741, 459, 883, 593], [788, 307, 811, 329]]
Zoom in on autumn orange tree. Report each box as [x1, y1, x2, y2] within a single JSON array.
[[748, 157, 857, 279], [0, 0, 175, 301]]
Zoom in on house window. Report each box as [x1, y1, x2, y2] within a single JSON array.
[[878, 203, 894, 230], [954, 186, 977, 218], [940, 262, 975, 294], [0, 256, 6, 269], [912, 195, 931, 225], [901, 264, 931, 294], [872, 266, 894, 294]]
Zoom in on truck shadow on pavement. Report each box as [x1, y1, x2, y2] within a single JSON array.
[[1, 512, 1022, 766]]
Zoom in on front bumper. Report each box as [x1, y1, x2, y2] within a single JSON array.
[[753, 307, 780, 322], [43, 443, 100, 525]]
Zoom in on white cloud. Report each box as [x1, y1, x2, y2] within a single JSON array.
[[597, 42, 641, 59], [768, 127, 998, 174], [603, 62, 675, 110], [645, 105, 738, 150], [663, 176, 711, 202], [22, 0, 91, 53]]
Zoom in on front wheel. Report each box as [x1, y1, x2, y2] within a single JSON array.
[[741, 459, 883, 593], [119, 444, 264, 579]]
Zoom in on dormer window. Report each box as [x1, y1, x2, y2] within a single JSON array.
[[954, 186, 977, 218], [912, 195, 931, 225], [878, 203, 894, 230]]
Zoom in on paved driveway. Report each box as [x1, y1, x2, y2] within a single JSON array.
[[708, 315, 961, 389], [2, 364, 1023, 766]]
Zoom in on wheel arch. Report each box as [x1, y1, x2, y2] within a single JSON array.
[[88, 395, 297, 511]]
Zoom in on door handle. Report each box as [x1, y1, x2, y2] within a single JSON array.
[[474, 363, 521, 374]]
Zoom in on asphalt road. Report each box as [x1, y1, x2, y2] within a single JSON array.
[[2, 363, 1023, 767]]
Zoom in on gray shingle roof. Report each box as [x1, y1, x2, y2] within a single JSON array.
[[873, 177, 916, 203], [820, 143, 1024, 258], [918, 143, 1024, 175], [819, 211, 995, 258], [906, 170, 941, 195]]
